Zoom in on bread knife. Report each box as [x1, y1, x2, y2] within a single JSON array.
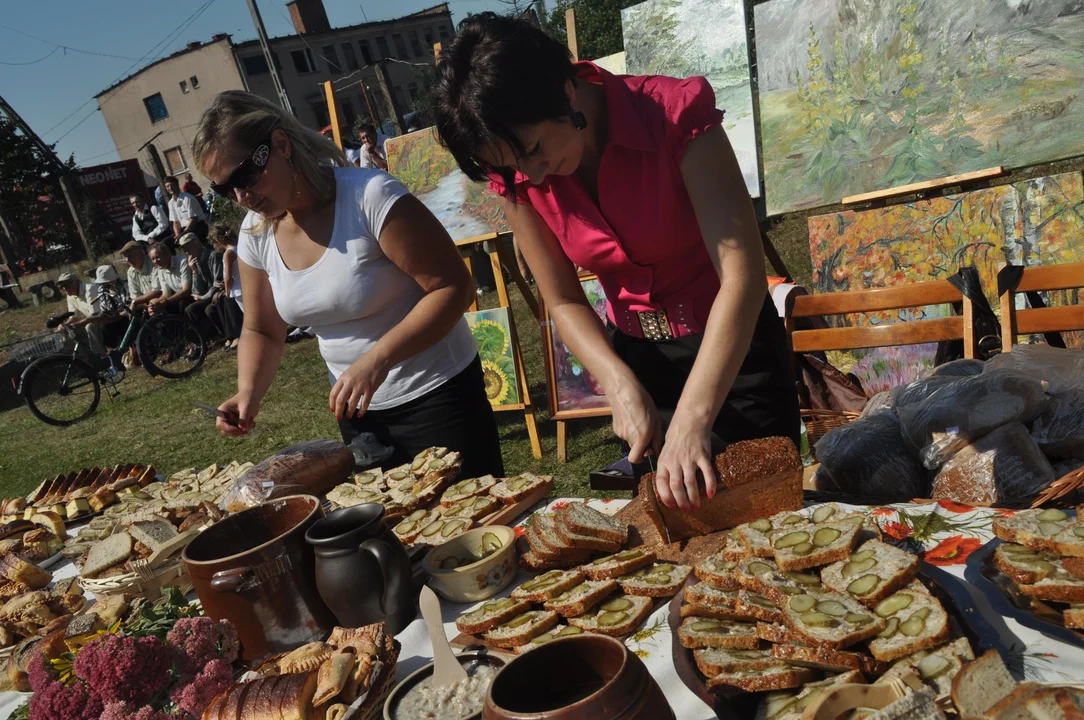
[[645, 450, 672, 545]]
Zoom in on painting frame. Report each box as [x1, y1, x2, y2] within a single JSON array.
[[541, 274, 613, 422]]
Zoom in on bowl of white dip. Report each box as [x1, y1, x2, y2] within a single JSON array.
[[384, 651, 506, 720]]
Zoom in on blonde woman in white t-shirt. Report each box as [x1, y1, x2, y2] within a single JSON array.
[[193, 91, 503, 478]]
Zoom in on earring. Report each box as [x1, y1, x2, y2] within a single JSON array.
[[571, 110, 588, 130]]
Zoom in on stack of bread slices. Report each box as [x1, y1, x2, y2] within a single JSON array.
[[674, 504, 975, 720], [992, 507, 1084, 629], [521, 502, 639, 570]]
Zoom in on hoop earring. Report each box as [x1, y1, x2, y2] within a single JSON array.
[[571, 110, 588, 130]]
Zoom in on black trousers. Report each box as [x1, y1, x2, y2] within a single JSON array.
[[215, 296, 244, 340], [184, 297, 219, 341], [608, 294, 801, 450], [337, 355, 504, 479]]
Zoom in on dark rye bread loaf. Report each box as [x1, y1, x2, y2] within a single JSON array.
[[639, 438, 803, 542]]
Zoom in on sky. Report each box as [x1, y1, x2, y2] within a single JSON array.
[[0, 0, 500, 169]]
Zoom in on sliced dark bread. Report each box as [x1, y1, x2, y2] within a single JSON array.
[[868, 582, 951, 662], [677, 615, 759, 649], [770, 518, 861, 572], [738, 510, 812, 558], [695, 553, 742, 590], [522, 548, 592, 571], [511, 569, 585, 603], [685, 581, 741, 609], [993, 543, 1063, 585], [555, 502, 629, 545], [483, 610, 560, 648], [778, 588, 886, 650], [581, 549, 655, 580], [553, 517, 623, 554], [821, 540, 921, 607], [515, 624, 584, 653], [490, 473, 553, 505], [693, 645, 778, 676], [1017, 570, 1084, 603], [993, 508, 1084, 556], [456, 597, 533, 635], [705, 665, 820, 694], [566, 594, 652, 637], [769, 643, 886, 676], [543, 579, 618, 617], [617, 562, 691, 597], [881, 636, 974, 698], [680, 603, 752, 621]]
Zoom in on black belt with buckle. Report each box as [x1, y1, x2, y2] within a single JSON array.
[[637, 310, 674, 341]]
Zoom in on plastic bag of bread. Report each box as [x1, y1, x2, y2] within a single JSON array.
[[221, 439, 354, 512], [928, 358, 985, 378], [860, 390, 893, 418], [889, 374, 959, 412], [815, 412, 928, 502], [898, 369, 1049, 469], [931, 423, 1055, 505], [1030, 388, 1084, 459], [985, 344, 1084, 394]]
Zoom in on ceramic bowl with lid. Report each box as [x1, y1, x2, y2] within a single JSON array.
[[423, 525, 518, 603]]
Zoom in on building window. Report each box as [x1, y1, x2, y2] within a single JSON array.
[[341, 97, 356, 125], [392, 33, 408, 59], [359, 39, 374, 64], [342, 42, 359, 71], [438, 25, 449, 41], [375, 36, 390, 60], [322, 45, 341, 74], [408, 82, 419, 101], [424, 27, 434, 46], [393, 86, 407, 110], [408, 30, 423, 57], [143, 93, 168, 123], [313, 102, 330, 129], [179, 80, 189, 94], [291, 47, 317, 74], [164, 146, 187, 175], [190, 75, 200, 88], [242, 54, 268, 75]]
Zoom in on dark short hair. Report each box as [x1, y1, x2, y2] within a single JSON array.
[[433, 13, 576, 194], [357, 122, 377, 135], [165, 176, 178, 186]]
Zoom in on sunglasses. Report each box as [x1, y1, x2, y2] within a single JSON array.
[[210, 136, 273, 198]]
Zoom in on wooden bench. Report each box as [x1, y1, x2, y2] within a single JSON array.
[[999, 261, 1084, 351]]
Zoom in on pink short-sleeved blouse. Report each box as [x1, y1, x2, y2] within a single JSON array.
[[490, 61, 726, 339]]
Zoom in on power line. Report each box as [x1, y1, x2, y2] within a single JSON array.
[[0, 22, 142, 61], [52, 107, 100, 144], [0, 46, 60, 66]]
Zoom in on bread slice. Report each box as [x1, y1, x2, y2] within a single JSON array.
[[868, 582, 951, 662], [414, 517, 473, 546], [511, 569, 585, 603], [735, 590, 784, 624], [616, 562, 692, 597], [686, 581, 742, 610], [81, 532, 132, 579], [694, 645, 778, 675], [757, 622, 808, 646], [521, 548, 593, 571], [382, 464, 414, 489], [770, 518, 861, 572], [553, 515, 623, 553], [1063, 557, 1084, 581], [680, 602, 753, 621], [769, 642, 886, 676], [483, 609, 560, 648], [677, 616, 759, 649], [695, 553, 743, 591], [721, 529, 751, 561], [327, 484, 391, 509], [581, 549, 655, 581], [778, 588, 886, 650], [880, 636, 974, 698], [455, 597, 533, 635], [821, 540, 921, 606], [515, 623, 585, 653], [984, 682, 1042, 720], [391, 508, 441, 545], [868, 686, 946, 720], [543, 579, 618, 617], [555, 502, 629, 545], [352, 468, 385, 490], [440, 475, 497, 508], [737, 510, 812, 558], [1065, 604, 1084, 629], [993, 543, 1063, 585], [442, 495, 500, 522], [993, 509, 1084, 557], [567, 594, 653, 637], [1017, 570, 1084, 603], [735, 556, 825, 599], [1025, 687, 1084, 720], [754, 671, 865, 720], [525, 513, 574, 560], [490, 473, 553, 504], [705, 665, 820, 693]]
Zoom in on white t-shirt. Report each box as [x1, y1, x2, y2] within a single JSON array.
[[357, 134, 389, 170], [168, 192, 206, 226], [237, 167, 476, 411], [153, 256, 191, 294]]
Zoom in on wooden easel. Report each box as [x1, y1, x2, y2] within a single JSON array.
[[456, 232, 543, 460]]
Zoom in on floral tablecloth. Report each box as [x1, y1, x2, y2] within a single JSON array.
[[391, 497, 1084, 720]]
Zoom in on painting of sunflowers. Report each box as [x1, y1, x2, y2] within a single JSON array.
[[465, 308, 520, 406]]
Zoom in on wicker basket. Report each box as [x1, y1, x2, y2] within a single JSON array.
[[81, 557, 189, 600], [1030, 465, 1084, 509], [357, 640, 400, 720], [802, 408, 861, 448]]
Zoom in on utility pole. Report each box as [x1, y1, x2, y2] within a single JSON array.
[[245, 0, 293, 114], [374, 61, 405, 136]]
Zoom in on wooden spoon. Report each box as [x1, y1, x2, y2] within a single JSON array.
[[802, 673, 923, 720], [420, 585, 469, 689]]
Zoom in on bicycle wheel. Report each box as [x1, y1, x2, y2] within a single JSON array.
[[22, 355, 101, 426], [138, 315, 205, 379]]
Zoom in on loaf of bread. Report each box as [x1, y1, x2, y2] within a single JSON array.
[[931, 423, 1055, 505], [1030, 388, 1084, 460], [815, 412, 928, 503], [639, 437, 802, 543], [222, 440, 353, 513]]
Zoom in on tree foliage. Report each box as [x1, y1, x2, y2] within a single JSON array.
[[543, 0, 641, 62]]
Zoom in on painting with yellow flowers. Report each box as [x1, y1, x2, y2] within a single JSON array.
[[807, 171, 1084, 393], [464, 308, 520, 406]]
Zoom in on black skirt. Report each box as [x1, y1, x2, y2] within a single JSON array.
[[608, 294, 800, 450], [337, 355, 505, 479]]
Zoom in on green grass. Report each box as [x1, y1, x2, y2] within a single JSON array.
[[0, 286, 626, 500]]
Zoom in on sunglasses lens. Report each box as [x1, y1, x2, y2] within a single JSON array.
[[234, 162, 263, 190]]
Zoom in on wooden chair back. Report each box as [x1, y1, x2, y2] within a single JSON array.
[[999, 262, 1084, 352], [786, 280, 976, 358]]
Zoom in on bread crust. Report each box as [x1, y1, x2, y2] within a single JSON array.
[[580, 550, 655, 581], [950, 649, 1015, 719], [677, 616, 759, 649], [543, 579, 618, 617], [693, 647, 778, 676], [484, 610, 560, 649], [694, 554, 742, 590], [770, 643, 887, 676], [705, 666, 818, 694]]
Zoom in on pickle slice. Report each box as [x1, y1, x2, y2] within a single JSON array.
[[815, 600, 849, 617], [748, 561, 774, 576], [459, 480, 478, 495], [747, 593, 775, 608], [602, 597, 632, 612], [521, 576, 557, 591], [813, 528, 842, 547], [842, 558, 878, 579], [503, 613, 536, 629], [406, 509, 428, 522], [845, 613, 872, 625], [481, 532, 502, 553], [1039, 521, 1065, 536], [644, 575, 671, 585], [395, 521, 416, 536], [506, 477, 528, 491], [410, 456, 427, 471], [628, 568, 648, 579], [781, 514, 806, 526], [847, 574, 881, 597], [875, 593, 913, 617], [551, 591, 572, 604], [615, 549, 643, 561], [1023, 560, 1059, 574], [782, 571, 821, 586], [899, 616, 925, 637], [877, 617, 900, 638], [788, 595, 816, 613], [556, 626, 582, 637], [851, 550, 875, 563], [442, 520, 467, 538], [591, 555, 613, 565], [428, 458, 446, 471], [799, 611, 837, 628], [774, 531, 811, 549], [999, 543, 1032, 555], [813, 506, 837, 523], [440, 556, 460, 570], [531, 633, 554, 644], [388, 471, 410, 482], [778, 587, 804, 596], [917, 654, 951, 680], [483, 598, 516, 613], [421, 521, 444, 537], [598, 610, 629, 627], [1038, 509, 1069, 522], [910, 607, 931, 621], [750, 518, 773, 533], [655, 564, 674, 573], [791, 542, 814, 556], [691, 620, 722, 632], [1074, 527, 1084, 539]]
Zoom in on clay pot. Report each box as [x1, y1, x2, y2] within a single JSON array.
[[483, 634, 674, 720], [304, 503, 415, 635], [182, 494, 336, 662]]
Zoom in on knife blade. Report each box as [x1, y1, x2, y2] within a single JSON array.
[[195, 402, 239, 427], [645, 450, 672, 545]]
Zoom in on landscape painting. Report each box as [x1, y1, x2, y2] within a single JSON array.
[[754, 0, 1084, 216], [807, 171, 1084, 393], [385, 126, 507, 242], [545, 277, 611, 417], [621, 0, 760, 197], [464, 308, 520, 407], [592, 51, 627, 75]]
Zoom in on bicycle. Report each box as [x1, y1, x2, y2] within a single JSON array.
[[17, 288, 206, 426]]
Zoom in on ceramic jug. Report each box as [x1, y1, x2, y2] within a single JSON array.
[[304, 503, 415, 634]]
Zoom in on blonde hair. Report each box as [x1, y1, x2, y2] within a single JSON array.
[[193, 90, 346, 231]]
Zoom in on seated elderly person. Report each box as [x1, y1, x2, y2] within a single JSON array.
[[177, 232, 221, 339], [120, 240, 160, 311], [55, 271, 115, 357], [147, 243, 192, 317]]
